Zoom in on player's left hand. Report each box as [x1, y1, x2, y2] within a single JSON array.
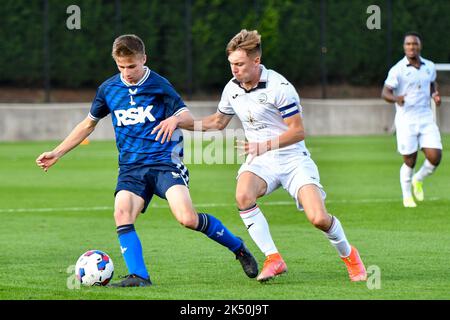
[[432, 91, 441, 107], [151, 116, 180, 143], [236, 140, 270, 164]]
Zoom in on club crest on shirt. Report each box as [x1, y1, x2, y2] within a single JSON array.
[[129, 95, 136, 106], [247, 110, 267, 130], [257, 93, 268, 104], [129, 88, 138, 106]]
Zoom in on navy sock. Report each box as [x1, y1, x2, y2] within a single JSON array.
[[116, 224, 149, 280], [196, 213, 243, 253]]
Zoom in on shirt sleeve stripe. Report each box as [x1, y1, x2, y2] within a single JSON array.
[[278, 102, 297, 112], [217, 108, 235, 116], [280, 106, 298, 115], [173, 107, 189, 116], [88, 113, 101, 122], [281, 109, 299, 119]]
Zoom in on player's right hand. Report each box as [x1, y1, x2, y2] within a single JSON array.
[[396, 95, 406, 106], [36, 152, 59, 172]]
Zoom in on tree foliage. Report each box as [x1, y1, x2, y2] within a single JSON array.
[[0, 0, 448, 93]]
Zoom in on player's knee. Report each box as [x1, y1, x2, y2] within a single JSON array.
[[235, 192, 257, 210], [404, 158, 416, 168], [114, 208, 134, 225], [310, 212, 330, 230], [430, 158, 441, 167], [402, 152, 417, 168], [428, 151, 442, 166], [176, 209, 198, 229]]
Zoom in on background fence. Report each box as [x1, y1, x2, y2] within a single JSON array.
[[2, 98, 449, 141]]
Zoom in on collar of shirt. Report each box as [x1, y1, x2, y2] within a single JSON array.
[[120, 66, 151, 87], [403, 56, 425, 68], [232, 65, 269, 93]]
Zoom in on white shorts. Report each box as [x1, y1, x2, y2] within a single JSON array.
[[395, 115, 442, 155], [237, 150, 326, 210]]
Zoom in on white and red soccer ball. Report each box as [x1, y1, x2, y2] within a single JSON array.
[[75, 250, 114, 286]]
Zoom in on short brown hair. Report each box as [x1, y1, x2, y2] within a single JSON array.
[[404, 31, 422, 42], [226, 29, 261, 57], [112, 34, 145, 58]]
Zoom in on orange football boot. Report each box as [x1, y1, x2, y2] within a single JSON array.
[[256, 253, 288, 282], [341, 246, 367, 282]]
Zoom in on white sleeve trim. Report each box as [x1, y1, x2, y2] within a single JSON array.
[[174, 107, 189, 116], [88, 113, 101, 122]]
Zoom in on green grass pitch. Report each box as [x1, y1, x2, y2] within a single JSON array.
[[0, 135, 449, 300]]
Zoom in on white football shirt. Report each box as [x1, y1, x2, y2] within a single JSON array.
[[384, 56, 436, 120], [218, 65, 309, 155]]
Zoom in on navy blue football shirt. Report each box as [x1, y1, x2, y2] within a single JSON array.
[[89, 67, 187, 166]]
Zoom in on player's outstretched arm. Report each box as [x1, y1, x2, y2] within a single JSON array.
[[36, 117, 98, 172], [176, 110, 195, 130], [169, 111, 233, 132], [199, 112, 233, 131], [152, 111, 233, 142]]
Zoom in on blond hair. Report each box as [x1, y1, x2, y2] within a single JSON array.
[[112, 34, 145, 58], [226, 29, 261, 57]]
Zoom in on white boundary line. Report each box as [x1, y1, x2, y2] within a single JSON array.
[[0, 197, 442, 213]]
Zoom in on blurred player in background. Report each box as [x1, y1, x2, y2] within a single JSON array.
[[153, 29, 367, 282], [36, 34, 257, 287], [382, 31, 442, 208]]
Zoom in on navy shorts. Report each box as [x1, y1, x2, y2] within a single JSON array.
[[115, 163, 189, 213]]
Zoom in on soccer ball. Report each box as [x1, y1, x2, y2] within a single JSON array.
[[75, 250, 114, 286]]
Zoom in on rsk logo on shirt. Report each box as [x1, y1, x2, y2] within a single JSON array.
[[114, 105, 155, 126]]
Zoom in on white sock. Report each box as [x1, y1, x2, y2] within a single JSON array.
[[239, 204, 278, 256], [413, 159, 436, 182], [323, 216, 352, 258], [400, 163, 414, 198]]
